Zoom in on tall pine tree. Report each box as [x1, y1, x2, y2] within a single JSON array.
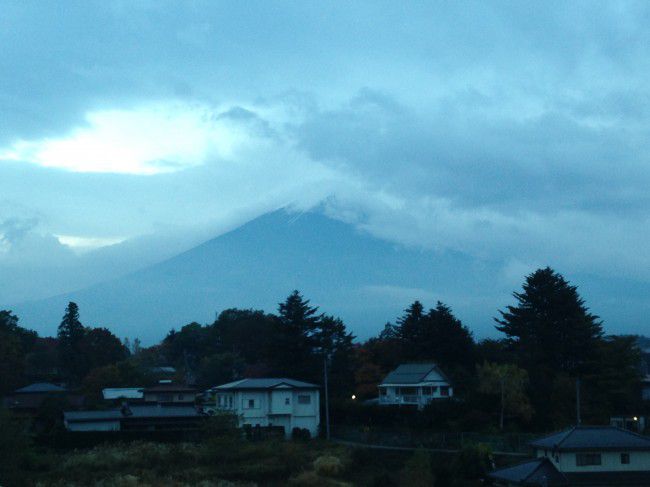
[[496, 267, 603, 375], [274, 290, 322, 380], [57, 302, 86, 382], [495, 267, 605, 426]]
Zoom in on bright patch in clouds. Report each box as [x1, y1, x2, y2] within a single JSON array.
[[55, 234, 127, 252], [0, 102, 244, 175]]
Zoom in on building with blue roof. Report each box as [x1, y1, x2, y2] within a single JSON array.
[[378, 362, 453, 410], [489, 425, 650, 486]]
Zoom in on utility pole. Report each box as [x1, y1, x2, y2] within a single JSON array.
[[576, 377, 581, 425], [323, 353, 330, 440], [500, 376, 505, 431]]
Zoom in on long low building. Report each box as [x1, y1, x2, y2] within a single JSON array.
[[64, 404, 206, 432]]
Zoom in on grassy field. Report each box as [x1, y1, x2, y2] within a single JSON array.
[[7, 434, 506, 486]]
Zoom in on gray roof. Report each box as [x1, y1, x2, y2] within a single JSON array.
[[15, 383, 66, 394], [212, 378, 319, 390], [488, 458, 567, 486], [380, 363, 449, 385], [530, 426, 650, 451], [64, 405, 202, 422]]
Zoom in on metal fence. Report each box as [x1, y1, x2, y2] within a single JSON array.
[[331, 424, 536, 454]]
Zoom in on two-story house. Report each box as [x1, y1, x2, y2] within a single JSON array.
[[378, 363, 453, 410], [206, 378, 320, 438], [489, 425, 650, 486]]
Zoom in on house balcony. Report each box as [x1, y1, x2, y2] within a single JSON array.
[[379, 394, 428, 405]]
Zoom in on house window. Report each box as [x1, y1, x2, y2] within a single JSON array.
[[177, 394, 184, 400], [440, 386, 449, 397], [621, 453, 630, 464], [298, 395, 311, 404], [285, 397, 291, 405], [576, 453, 601, 466], [246, 399, 256, 409], [228, 396, 233, 408], [421, 387, 432, 395], [217, 395, 223, 406]]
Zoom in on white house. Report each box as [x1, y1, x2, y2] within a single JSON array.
[[206, 378, 320, 438], [378, 363, 453, 410], [489, 425, 650, 486]]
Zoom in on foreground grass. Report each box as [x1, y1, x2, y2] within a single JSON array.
[[22, 439, 368, 487], [13, 437, 500, 486]]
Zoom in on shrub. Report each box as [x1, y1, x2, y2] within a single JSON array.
[[451, 443, 494, 481], [292, 427, 311, 441], [0, 409, 33, 485], [399, 449, 435, 487], [313, 455, 343, 477], [288, 470, 353, 486]]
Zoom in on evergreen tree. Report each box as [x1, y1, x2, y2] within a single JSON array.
[[396, 300, 425, 343], [495, 267, 605, 426], [57, 302, 86, 382], [275, 290, 322, 380], [0, 310, 36, 394], [419, 302, 475, 373], [495, 267, 603, 375], [314, 315, 356, 398]]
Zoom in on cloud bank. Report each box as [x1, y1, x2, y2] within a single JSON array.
[[2, 1, 650, 335]]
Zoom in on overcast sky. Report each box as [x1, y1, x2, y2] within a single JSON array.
[[2, 1, 650, 335]]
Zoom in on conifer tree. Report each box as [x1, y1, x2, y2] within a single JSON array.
[[57, 302, 86, 382], [495, 267, 603, 375]]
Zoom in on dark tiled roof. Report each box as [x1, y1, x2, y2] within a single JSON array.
[[488, 458, 567, 486], [143, 384, 197, 393], [531, 426, 650, 451], [64, 405, 202, 422], [213, 378, 319, 390], [15, 383, 66, 393], [380, 363, 449, 385]]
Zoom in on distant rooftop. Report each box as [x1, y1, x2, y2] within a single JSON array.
[[143, 384, 196, 393], [531, 425, 650, 451], [14, 383, 66, 394], [488, 458, 567, 486], [212, 378, 319, 390], [64, 405, 202, 422], [380, 363, 449, 385]]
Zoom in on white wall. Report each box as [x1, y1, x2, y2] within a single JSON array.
[[536, 448, 650, 472], [211, 387, 320, 438], [270, 389, 292, 414]]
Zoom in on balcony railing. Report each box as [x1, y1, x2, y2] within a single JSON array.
[[380, 395, 423, 404]]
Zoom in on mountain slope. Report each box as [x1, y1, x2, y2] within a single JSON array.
[[13, 209, 506, 343]]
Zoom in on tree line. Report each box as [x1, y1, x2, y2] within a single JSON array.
[[0, 267, 644, 430]]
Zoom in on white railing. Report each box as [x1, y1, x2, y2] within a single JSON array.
[[379, 395, 421, 404]]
